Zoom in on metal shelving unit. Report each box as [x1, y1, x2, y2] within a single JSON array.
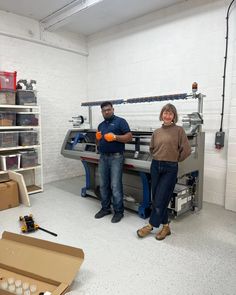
[[0, 103, 43, 194]]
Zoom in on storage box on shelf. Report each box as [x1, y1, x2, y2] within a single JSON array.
[[0, 112, 16, 126], [19, 131, 38, 146], [0, 131, 19, 148], [0, 102, 43, 194], [0, 154, 21, 170], [16, 90, 37, 105], [0, 71, 17, 91], [19, 150, 38, 168], [0, 91, 16, 105], [16, 113, 38, 126]]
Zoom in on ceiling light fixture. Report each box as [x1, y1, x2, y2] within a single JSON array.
[[40, 0, 104, 31]]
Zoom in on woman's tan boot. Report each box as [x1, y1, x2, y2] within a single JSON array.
[[137, 224, 153, 238], [156, 224, 171, 240]]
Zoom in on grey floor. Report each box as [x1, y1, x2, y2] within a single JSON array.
[[1, 177, 236, 295]]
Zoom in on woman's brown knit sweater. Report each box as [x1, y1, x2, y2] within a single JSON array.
[[150, 124, 191, 162]]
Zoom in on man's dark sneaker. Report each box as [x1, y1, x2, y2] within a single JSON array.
[[111, 213, 124, 223], [94, 209, 111, 219]]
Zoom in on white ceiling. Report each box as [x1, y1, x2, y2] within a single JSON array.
[[0, 0, 186, 36]]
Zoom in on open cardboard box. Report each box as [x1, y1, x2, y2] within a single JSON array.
[[0, 231, 84, 294]]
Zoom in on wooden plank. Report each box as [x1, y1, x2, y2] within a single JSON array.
[[8, 170, 30, 206]]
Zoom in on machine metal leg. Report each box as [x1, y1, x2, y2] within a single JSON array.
[[81, 160, 90, 197], [138, 172, 151, 219]]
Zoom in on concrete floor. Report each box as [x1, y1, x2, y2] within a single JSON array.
[[1, 176, 236, 295]]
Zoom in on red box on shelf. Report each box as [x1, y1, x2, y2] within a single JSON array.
[[0, 71, 17, 91]]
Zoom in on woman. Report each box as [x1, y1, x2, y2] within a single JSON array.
[[137, 103, 191, 240]]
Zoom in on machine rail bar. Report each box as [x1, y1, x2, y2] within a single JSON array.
[[80, 92, 203, 107]]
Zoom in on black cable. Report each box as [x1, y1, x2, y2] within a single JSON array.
[[220, 0, 235, 132]]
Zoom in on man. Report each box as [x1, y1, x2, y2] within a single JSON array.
[[95, 101, 132, 223]]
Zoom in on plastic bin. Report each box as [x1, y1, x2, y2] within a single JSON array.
[[16, 114, 38, 126], [0, 154, 21, 170], [0, 132, 19, 148], [0, 91, 16, 105], [0, 112, 16, 126], [16, 90, 37, 105], [19, 131, 38, 146], [19, 150, 38, 168], [0, 71, 17, 91]]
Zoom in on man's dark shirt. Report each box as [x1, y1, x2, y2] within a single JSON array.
[[98, 115, 131, 153]]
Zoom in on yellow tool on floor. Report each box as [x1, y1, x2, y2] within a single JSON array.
[[19, 214, 57, 236]]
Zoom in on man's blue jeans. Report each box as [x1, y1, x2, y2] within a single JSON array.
[[149, 160, 178, 228], [99, 153, 124, 214]]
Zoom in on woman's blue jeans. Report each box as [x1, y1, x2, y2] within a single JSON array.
[[149, 160, 178, 228], [99, 153, 124, 214]]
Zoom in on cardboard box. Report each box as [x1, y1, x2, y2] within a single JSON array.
[[0, 171, 30, 210], [0, 231, 84, 294], [0, 180, 19, 211]]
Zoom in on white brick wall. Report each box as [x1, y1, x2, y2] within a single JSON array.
[[225, 3, 236, 211], [0, 11, 87, 183], [87, 0, 236, 210]]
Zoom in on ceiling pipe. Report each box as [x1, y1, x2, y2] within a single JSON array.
[[40, 0, 104, 32]]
